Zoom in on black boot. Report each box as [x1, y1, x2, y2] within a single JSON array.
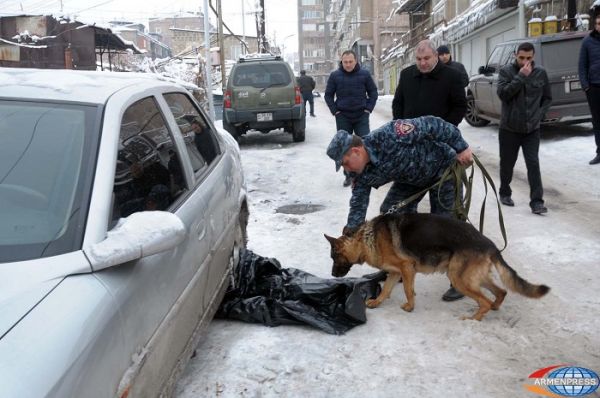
[[589, 154, 600, 165], [442, 285, 464, 301]]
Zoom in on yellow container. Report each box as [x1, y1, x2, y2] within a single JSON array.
[[528, 18, 543, 36], [543, 18, 558, 34]]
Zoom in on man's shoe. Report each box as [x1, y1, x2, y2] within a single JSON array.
[[531, 203, 548, 215], [442, 286, 464, 301], [310, 113, 316, 117], [500, 195, 514, 207], [589, 155, 600, 165], [343, 176, 352, 187]]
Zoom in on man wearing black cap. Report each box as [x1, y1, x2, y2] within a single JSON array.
[[437, 44, 469, 88]]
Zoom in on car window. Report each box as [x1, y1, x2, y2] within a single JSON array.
[[112, 96, 186, 223], [0, 100, 98, 262], [163, 92, 220, 173], [541, 39, 583, 71], [499, 44, 516, 67], [486, 46, 505, 73], [232, 63, 292, 88]]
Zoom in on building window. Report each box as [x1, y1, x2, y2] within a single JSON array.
[[303, 24, 317, 31], [155, 27, 161, 34], [303, 10, 323, 18]]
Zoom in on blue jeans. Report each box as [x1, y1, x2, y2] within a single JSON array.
[[335, 112, 370, 137], [302, 92, 314, 115]]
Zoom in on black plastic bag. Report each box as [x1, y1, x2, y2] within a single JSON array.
[[216, 249, 384, 335]]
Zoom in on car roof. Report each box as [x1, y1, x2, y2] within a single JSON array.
[[501, 31, 587, 45], [0, 68, 185, 104]]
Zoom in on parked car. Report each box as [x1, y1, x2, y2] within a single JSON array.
[[0, 68, 248, 398], [222, 54, 306, 142], [466, 31, 591, 127]]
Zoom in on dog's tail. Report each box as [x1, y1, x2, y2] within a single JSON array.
[[492, 251, 550, 298]]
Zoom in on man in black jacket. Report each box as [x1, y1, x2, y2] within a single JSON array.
[[392, 40, 466, 126], [437, 44, 469, 88], [297, 70, 316, 117], [391, 40, 467, 302], [497, 42, 552, 215]]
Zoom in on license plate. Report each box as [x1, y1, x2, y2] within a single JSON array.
[[257, 113, 273, 122], [569, 80, 582, 91]]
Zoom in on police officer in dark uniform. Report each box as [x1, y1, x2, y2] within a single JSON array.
[[327, 116, 473, 301]]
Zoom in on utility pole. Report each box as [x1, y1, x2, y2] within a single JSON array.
[[217, 0, 226, 90], [242, 0, 246, 54], [259, 0, 268, 53], [203, 0, 215, 119], [372, 0, 380, 89]]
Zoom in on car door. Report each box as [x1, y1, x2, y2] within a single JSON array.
[[475, 45, 505, 116], [161, 92, 236, 309], [491, 43, 518, 120], [94, 92, 210, 397]]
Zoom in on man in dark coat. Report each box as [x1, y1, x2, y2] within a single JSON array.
[[325, 50, 378, 186], [579, 13, 600, 165], [437, 44, 469, 88], [497, 42, 552, 215], [392, 40, 466, 126], [297, 70, 316, 117], [391, 40, 467, 301]]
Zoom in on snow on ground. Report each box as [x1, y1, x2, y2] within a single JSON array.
[[175, 96, 600, 397]]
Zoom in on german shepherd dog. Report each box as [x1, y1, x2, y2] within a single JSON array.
[[324, 213, 549, 321]]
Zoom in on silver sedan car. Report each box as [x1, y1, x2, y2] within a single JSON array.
[[0, 68, 248, 397]]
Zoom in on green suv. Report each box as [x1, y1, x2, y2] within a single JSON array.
[[223, 55, 306, 142]]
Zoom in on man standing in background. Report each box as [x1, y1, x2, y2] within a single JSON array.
[[297, 70, 316, 117], [392, 40, 466, 126], [497, 42, 552, 215], [325, 50, 378, 186], [437, 44, 469, 88], [391, 39, 467, 301]]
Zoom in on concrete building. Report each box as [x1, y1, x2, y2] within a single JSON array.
[[297, 0, 333, 89], [380, 0, 596, 94]]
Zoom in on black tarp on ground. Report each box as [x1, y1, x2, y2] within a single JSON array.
[[215, 249, 385, 335]]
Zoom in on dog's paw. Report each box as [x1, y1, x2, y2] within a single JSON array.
[[365, 299, 380, 308], [401, 303, 414, 312], [460, 315, 482, 321]]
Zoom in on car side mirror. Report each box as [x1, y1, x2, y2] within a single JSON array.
[[85, 211, 186, 271], [478, 66, 486, 74]]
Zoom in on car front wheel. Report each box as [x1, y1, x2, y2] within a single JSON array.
[[465, 94, 490, 127]]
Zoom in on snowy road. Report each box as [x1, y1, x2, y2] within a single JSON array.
[[175, 96, 600, 397]]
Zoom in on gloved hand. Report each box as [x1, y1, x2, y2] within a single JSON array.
[[342, 226, 358, 237]]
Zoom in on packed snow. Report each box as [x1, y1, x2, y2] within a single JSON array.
[[175, 96, 600, 397]]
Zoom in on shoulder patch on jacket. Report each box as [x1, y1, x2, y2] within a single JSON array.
[[394, 120, 415, 136]]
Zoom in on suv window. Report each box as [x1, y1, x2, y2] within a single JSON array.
[[486, 46, 505, 73], [112, 96, 185, 222], [233, 64, 292, 88], [541, 39, 583, 71], [499, 44, 516, 67]]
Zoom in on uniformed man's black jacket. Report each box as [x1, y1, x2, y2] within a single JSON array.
[[497, 62, 552, 134], [392, 61, 466, 126]]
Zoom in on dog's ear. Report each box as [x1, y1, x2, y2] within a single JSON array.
[[324, 234, 337, 245]]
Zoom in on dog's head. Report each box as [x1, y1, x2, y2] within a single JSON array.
[[324, 234, 355, 277]]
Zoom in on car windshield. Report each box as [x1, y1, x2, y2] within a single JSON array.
[[0, 100, 99, 263], [232, 64, 291, 88]]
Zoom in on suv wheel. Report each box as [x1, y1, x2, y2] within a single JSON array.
[[292, 116, 306, 142], [465, 94, 490, 127]]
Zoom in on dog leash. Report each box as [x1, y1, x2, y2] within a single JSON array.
[[385, 154, 508, 251]]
